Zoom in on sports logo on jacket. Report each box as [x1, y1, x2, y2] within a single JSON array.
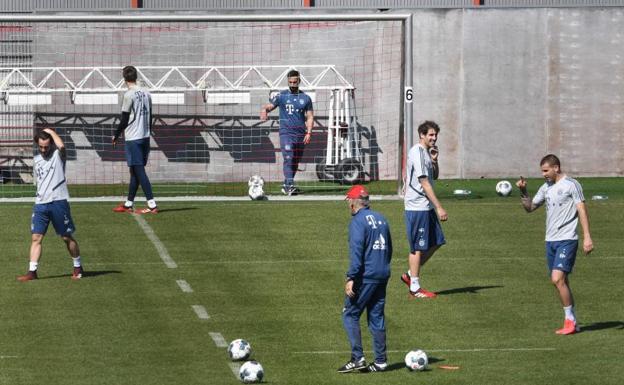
[[373, 234, 387, 250]]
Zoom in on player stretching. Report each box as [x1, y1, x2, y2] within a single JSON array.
[[18, 128, 84, 281], [401, 121, 447, 299], [112, 65, 158, 214], [260, 69, 314, 196], [517, 154, 593, 335]]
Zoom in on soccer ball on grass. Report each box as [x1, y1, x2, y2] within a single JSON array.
[[248, 175, 266, 200], [228, 339, 252, 361], [495, 180, 513, 197], [239, 360, 264, 383], [405, 349, 428, 371]]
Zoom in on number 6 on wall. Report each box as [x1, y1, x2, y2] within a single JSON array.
[[404, 87, 413, 103]]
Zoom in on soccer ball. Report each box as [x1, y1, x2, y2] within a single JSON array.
[[495, 180, 513, 197], [228, 339, 252, 361], [405, 349, 428, 371], [248, 175, 265, 200], [239, 360, 264, 383]]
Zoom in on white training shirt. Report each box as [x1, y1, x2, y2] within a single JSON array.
[[404, 143, 434, 211], [532, 175, 584, 241], [33, 148, 70, 204], [121, 84, 152, 141]]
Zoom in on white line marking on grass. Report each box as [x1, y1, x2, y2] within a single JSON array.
[[192, 305, 210, 320], [293, 347, 556, 354], [0, 355, 18, 359], [228, 362, 241, 378], [176, 279, 193, 293], [133, 214, 178, 268], [209, 332, 228, 347]]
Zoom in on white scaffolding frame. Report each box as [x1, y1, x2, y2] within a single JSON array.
[[0, 65, 355, 94]]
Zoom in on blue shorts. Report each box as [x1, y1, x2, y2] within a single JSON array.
[[405, 209, 446, 253], [125, 137, 150, 166], [31, 200, 76, 236], [546, 240, 578, 274]]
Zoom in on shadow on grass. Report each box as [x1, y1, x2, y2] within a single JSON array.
[[153, 207, 198, 213], [581, 321, 624, 332], [436, 285, 504, 296], [384, 356, 445, 372], [40, 270, 121, 279]]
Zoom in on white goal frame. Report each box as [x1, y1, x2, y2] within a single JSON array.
[[0, 13, 413, 196]]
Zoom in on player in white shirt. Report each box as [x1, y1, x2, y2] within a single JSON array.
[[516, 154, 594, 335], [112, 65, 158, 214], [18, 128, 84, 281], [401, 121, 448, 299]]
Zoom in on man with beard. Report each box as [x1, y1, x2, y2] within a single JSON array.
[[18, 128, 84, 281], [260, 69, 314, 195]]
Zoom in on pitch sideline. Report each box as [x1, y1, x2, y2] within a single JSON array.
[[132, 213, 178, 268]]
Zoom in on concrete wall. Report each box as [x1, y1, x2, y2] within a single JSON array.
[[413, 7, 624, 178]]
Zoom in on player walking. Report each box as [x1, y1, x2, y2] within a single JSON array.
[[112, 65, 158, 214], [516, 154, 593, 335], [18, 128, 84, 281], [260, 69, 314, 196], [401, 120, 447, 298], [339, 185, 392, 373]]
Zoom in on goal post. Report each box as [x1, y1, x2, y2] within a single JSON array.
[[0, 13, 412, 199]]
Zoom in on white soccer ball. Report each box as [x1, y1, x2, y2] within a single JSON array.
[[248, 175, 264, 187], [495, 180, 513, 197], [248, 175, 265, 200], [405, 349, 428, 371], [228, 339, 252, 361], [239, 360, 264, 383]]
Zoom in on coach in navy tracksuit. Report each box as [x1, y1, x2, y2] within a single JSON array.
[[338, 185, 392, 373]]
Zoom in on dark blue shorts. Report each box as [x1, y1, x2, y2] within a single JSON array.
[[405, 209, 446, 253], [31, 200, 76, 236], [125, 137, 150, 166], [546, 240, 578, 274]]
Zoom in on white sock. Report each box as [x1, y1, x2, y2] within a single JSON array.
[[72, 256, 82, 268], [564, 305, 576, 322], [124, 200, 133, 208], [147, 199, 157, 209], [29, 261, 38, 272], [410, 276, 421, 292]]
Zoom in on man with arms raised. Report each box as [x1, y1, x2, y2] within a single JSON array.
[[18, 128, 84, 281]]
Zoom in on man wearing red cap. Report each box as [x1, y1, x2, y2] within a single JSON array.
[[338, 185, 393, 373], [401, 120, 448, 299]]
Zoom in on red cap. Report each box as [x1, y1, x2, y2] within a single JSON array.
[[345, 185, 369, 200]]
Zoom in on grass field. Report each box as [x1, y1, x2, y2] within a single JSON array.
[[1, 178, 623, 385]]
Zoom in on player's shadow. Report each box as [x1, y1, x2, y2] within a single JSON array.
[[580, 321, 624, 332], [385, 356, 444, 372], [40, 270, 121, 279], [153, 207, 198, 213], [436, 285, 504, 296]]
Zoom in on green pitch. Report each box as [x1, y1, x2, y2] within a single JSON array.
[[1, 179, 623, 385]]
